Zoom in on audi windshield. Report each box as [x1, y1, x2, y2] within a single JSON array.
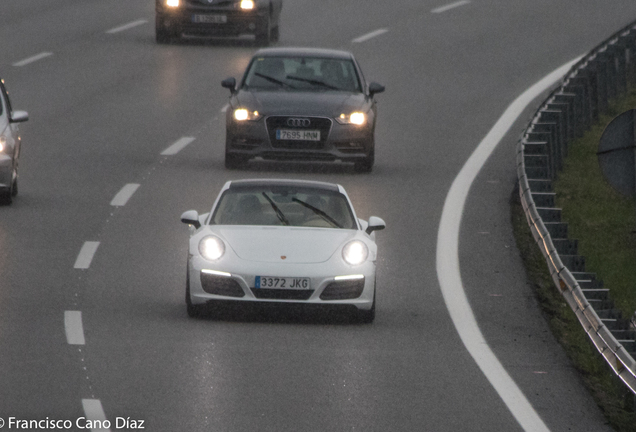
[[241, 56, 362, 92]]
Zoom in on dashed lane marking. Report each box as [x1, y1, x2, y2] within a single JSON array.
[[12, 52, 53, 67], [106, 19, 148, 34], [352, 28, 388, 43], [74, 242, 100, 269], [161, 137, 195, 156], [64, 311, 86, 345], [110, 184, 140, 207]]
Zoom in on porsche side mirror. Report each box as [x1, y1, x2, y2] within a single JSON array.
[[368, 82, 385, 97], [181, 210, 201, 229], [221, 77, 237, 93], [365, 216, 386, 234]]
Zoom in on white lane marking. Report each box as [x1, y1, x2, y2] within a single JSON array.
[[436, 56, 581, 432], [432, 0, 471, 13], [82, 399, 112, 432], [110, 183, 140, 207], [221, 104, 229, 113], [352, 28, 389, 43], [161, 136, 195, 156], [64, 311, 86, 345], [106, 19, 148, 34], [12, 52, 53, 67], [74, 242, 101, 269]]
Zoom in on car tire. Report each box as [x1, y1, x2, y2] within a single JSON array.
[[155, 15, 173, 44], [255, 15, 271, 46], [358, 290, 376, 323], [354, 148, 374, 173], [11, 177, 18, 197], [270, 25, 280, 42], [224, 146, 248, 169], [186, 273, 204, 318]]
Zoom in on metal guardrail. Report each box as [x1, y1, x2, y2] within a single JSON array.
[[516, 20, 636, 395]]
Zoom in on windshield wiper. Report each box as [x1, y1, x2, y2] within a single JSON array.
[[292, 198, 342, 228], [285, 75, 341, 90], [253, 73, 296, 89], [262, 193, 290, 226]]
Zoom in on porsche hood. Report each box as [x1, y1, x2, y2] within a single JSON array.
[[218, 226, 357, 263]]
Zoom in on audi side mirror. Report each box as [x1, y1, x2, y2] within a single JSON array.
[[221, 77, 237, 94], [368, 82, 385, 97]]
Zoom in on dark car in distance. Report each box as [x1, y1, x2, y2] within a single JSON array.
[[221, 47, 385, 172], [155, 0, 282, 45]]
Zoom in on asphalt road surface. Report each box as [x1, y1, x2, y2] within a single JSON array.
[[1, 1, 636, 431]]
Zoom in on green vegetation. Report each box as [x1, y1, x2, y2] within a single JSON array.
[[554, 88, 636, 317], [511, 88, 636, 431]]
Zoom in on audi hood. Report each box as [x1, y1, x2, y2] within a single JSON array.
[[234, 90, 369, 117]]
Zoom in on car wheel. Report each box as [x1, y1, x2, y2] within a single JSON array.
[[354, 148, 374, 173], [186, 272, 204, 318], [11, 177, 18, 197], [155, 15, 173, 44], [255, 15, 271, 46], [224, 143, 248, 169], [270, 25, 280, 42], [358, 290, 376, 323]]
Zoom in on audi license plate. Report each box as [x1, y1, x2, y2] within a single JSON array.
[[276, 129, 320, 141], [192, 14, 227, 24], [255, 276, 311, 289]]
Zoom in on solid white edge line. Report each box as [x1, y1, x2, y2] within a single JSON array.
[[12, 52, 53, 67], [74, 241, 101, 269], [110, 183, 140, 207], [436, 56, 582, 432], [106, 19, 148, 34], [64, 311, 85, 345], [432, 0, 471, 13], [161, 136, 195, 156], [82, 399, 112, 432], [352, 28, 389, 43]]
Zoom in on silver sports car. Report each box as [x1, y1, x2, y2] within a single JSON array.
[[0, 78, 28, 205], [180, 179, 386, 322]]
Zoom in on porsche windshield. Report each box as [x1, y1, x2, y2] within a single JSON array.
[[242, 57, 362, 92], [211, 186, 357, 229]]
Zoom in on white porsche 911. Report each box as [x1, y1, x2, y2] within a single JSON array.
[[180, 179, 385, 322]]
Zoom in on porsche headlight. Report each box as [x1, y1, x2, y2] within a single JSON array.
[[0, 136, 5, 153], [336, 112, 366, 125], [240, 0, 255, 9], [234, 108, 262, 121], [199, 235, 226, 261], [342, 240, 368, 265], [166, 0, 179, 7]]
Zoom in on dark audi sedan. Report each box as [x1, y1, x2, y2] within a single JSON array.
[[155, 0, 282, 44], [222, 47, 385, 172]]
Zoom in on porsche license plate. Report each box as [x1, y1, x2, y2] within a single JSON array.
[[276, 129, 320, 141], [255, 276, 311, 289], [192, 14, 227, 24]]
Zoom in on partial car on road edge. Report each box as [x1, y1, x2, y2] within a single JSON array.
[[0, 79, 28, 205]]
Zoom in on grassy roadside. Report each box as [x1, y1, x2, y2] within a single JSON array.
[[554, 88, 636, 317], [511, 89, 636, 431]]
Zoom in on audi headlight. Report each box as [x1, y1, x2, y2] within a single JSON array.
[[240, 0, 255, 9], [336, 112, 366, 125], [234, 108, 262, 121], [0, 136, 5, 153], [166, 0, 179, 7], [199, 235, 226, 261], [342, 240, 368, 265]]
